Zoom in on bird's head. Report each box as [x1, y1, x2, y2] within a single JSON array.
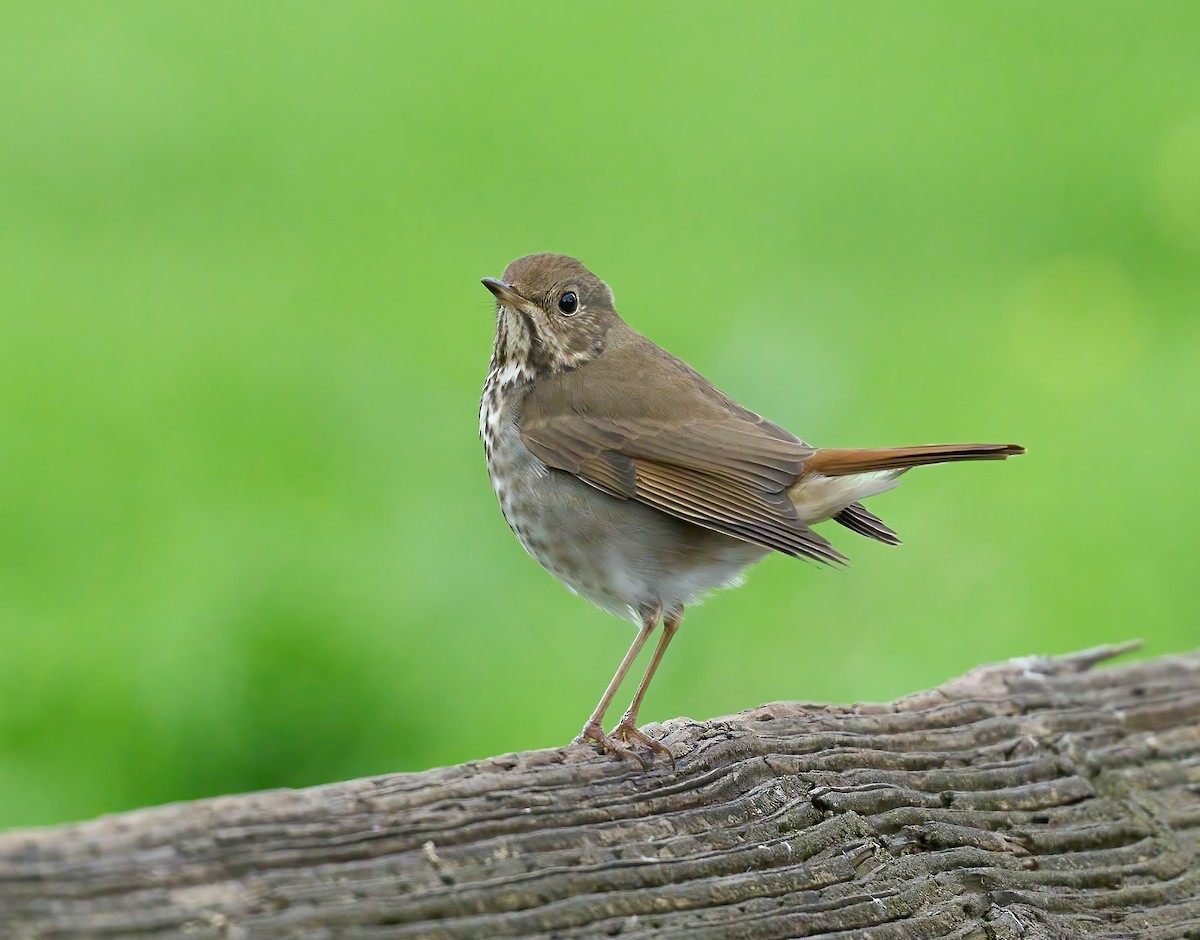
[[482, 253, 621, 378]]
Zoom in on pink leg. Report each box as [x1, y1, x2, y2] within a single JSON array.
[[573, 605, 661, 768], [612, 607, 683, 768]]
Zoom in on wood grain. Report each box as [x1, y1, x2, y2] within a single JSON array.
[[3, 643, 1198, 938]]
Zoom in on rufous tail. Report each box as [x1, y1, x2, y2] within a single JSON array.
[[803, 443, 1025, 477], [792, 443, 1025, 546]]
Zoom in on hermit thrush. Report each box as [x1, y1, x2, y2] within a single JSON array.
[[480, 254, 1023, 766]]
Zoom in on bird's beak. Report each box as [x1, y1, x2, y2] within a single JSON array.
[[481, 277, 529, 311]]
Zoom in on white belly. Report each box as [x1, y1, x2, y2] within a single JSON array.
[[482, 403, 766, 623]]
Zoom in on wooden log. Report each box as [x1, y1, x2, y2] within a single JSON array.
[[2, 643, 1198, 938]]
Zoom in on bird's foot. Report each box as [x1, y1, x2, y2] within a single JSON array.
[[573, 721, 649, 770], [612, 719, 676, 772]]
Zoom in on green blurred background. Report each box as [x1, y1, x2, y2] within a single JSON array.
[[2, 2, 1198, 831]]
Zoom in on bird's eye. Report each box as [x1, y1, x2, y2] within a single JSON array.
[[558, 291, 578, 315]]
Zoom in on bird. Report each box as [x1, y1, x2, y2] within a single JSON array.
[[479, 253, 1023, 766]]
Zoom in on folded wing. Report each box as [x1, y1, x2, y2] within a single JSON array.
[[519, 339, 846, 566]]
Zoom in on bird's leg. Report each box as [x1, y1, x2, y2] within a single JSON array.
[[573, 605, 660, 767], [612, 607, 682, 768]]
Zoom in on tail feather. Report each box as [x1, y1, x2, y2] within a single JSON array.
[[796, 442, 1024, 547], [804, 443, 1025, 477], [834, 502, 902, 546]]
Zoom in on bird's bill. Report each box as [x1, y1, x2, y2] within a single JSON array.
[[481, 277, 531, 312]]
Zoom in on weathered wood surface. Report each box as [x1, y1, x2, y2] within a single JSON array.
[[2, 644, 1199, 939]]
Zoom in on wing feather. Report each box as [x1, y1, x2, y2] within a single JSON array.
[[521, 413, 842, 566], [635, 462, 845, 564], [517, 332, 843, 566]]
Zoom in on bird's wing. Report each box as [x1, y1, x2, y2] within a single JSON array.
[[518, 340, 845, 566]]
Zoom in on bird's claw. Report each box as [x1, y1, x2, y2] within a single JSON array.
[[612, 720, 676, 772], [574, 721, 649, 770]]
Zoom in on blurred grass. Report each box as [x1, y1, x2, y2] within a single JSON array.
[[1, 1, 1198, 830]]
